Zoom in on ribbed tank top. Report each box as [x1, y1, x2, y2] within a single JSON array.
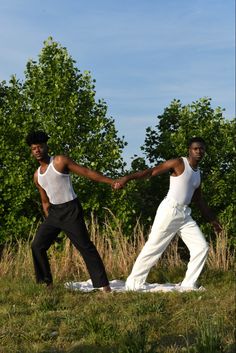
[[37, 157, 77, 204], [166, 157, 201, 205]]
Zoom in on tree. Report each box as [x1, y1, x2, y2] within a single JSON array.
[[0, 38, 126, 242]]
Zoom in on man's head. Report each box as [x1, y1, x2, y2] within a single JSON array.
[[26, 131, 49, 146], [187, 137, 206, 162], [26, 131, 49, 161]]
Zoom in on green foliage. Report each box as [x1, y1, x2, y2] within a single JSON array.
[[190, 320, 224, 353], [0, 37, 234, 246], [0, 37, 126, 242]]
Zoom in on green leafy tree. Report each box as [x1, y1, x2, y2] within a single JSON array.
[[0, 38, 126, 242]]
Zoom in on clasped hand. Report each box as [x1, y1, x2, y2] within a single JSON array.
[[112, 176, 127, 190]]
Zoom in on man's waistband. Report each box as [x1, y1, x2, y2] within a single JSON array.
[[164, 197, 189, 209], [50, 197, 78, 209]]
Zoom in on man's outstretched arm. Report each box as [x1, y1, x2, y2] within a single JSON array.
[[114, 159, 180, 189], [60, 156, 118, 187]]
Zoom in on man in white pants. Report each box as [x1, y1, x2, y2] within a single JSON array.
[[116, 137, 222, 291]]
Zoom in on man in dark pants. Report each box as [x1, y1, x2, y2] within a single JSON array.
[[26, 130, 119, 292]]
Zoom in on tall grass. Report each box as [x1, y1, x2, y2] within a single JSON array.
[[0, 215, 235, 353], [0, 215, 234, 281], [207, 229, 235, 271]]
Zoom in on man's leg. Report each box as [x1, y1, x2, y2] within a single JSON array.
[[61, 200, 110, 289], [126, 199, 181, 290], [66, 225, 110, 289], [179, 214, 209, 288], [31, 221, 60, 285]]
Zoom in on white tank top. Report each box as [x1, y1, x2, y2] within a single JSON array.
[[166, 157, 201, 205], [37, 157, 77, 204]]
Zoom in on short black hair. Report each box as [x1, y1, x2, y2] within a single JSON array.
[[26, 131, 49, 146], [187, 137, 206, 148]]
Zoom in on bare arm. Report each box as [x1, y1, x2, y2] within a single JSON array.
[[192, 187, 222, 233], [114, 159, 183, 188], [54, 155, 115, 186], [34, 171, 50, 217]]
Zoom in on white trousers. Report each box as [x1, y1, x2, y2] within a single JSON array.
[[126, 197, 209, 290]]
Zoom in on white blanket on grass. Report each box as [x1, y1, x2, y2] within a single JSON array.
[[64, 279, 205, 293]]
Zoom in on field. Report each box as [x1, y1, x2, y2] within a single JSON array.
[[0, 219, 235, 353]]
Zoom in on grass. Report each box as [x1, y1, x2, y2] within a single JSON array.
[[0, 217, 235, 353], [0, 271, 235, 353]]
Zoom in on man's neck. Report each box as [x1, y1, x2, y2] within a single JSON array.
[[38, 155, 51, 166], [187, 157, 199, 170]]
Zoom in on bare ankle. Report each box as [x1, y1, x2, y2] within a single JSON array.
[[102, 285, 111, 292]]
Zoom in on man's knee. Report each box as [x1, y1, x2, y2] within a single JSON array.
[[205, 242, 209, 254], [200, 241, 209, 256], [31, 239, 39, 253], [79, 240, 97, 253], [31, 236, 46, 253]]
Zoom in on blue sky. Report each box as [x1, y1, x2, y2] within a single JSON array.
[[0, 0, 235, 165]]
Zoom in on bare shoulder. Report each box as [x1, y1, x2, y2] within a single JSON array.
[[171, 157, 184, 176], [161, 158, 183, 170], [53, 155, 78, 173], [53, 155, 69, 163], [151, 158, 180, 176], [53, 154, 70, 167], [155, 157, 183, 176], [175, 157, 185, 166], [167, 157, 182, 166]]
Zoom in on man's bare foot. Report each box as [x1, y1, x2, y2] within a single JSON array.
[[101, 285, 112, 293]]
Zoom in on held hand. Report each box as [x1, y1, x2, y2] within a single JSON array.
[[112, 177, 128, 190], [211, 220, 223, 234], [112, 181, 123, 190]]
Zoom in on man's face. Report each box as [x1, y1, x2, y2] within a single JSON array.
[[31, 143, 48, 161], [188, 142, 206, 162]]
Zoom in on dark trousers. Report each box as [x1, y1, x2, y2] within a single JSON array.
[[31, 198, 109, 288]]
